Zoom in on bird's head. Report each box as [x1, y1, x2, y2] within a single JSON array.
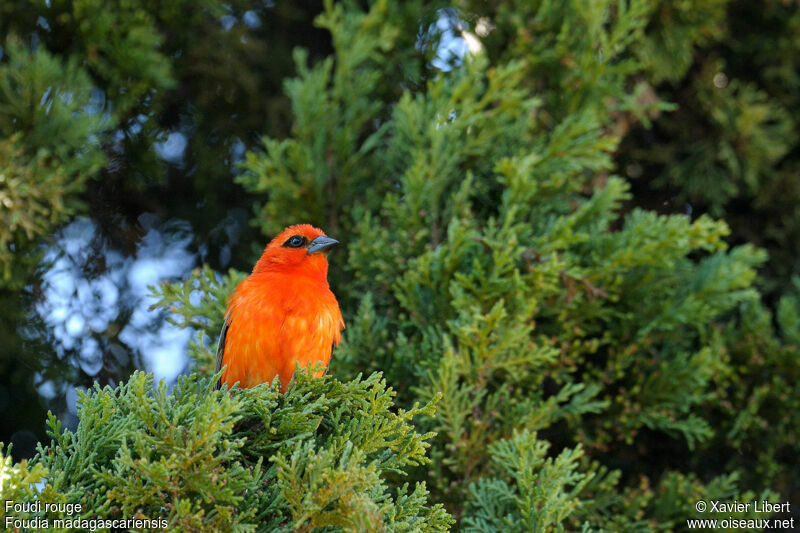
[[252, 224, 339, 277]]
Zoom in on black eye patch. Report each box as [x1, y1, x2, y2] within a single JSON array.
[[282, 235, 308, 248]]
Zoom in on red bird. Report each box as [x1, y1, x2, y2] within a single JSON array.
[[214, 224, 344, 392]]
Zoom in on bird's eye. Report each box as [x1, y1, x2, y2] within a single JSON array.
[[283, 235, 307, 248]]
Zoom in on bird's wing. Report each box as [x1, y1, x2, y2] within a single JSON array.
[[213, 313, 231, 390], [322, 342, 335, 376]]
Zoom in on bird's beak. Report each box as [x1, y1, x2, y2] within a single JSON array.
[[307, 235, 339, 254]]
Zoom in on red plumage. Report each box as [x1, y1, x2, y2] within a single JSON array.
[[214, 224, 344, 392]]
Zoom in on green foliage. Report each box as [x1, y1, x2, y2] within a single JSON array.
[[619, 0, 800, 295], [4, 0, 799, 530], [0, 42, 108, 286], [237, 0, 403, 238], [17, 371, 450, 531], [214, 0, 798, 528], [46, 0, 177, 116], [460, 0, 669, 124], [634, 0, 730, 83], [462, 431, 592, 532], [39, 373, 254, 530], [0, 444, 49, 504]]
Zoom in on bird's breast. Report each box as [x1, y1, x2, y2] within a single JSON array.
[[222, 272, 343, 389]]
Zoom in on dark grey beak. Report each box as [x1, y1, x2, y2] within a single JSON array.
[[307, 235, 339, 254]]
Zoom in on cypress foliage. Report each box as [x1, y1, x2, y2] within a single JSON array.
[[2, 371, 450, 530], [2, 0, 798, 531], [0, 42, 107, 287], [618, 0, 800, 296]]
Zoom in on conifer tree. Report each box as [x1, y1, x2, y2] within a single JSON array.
[[2, 0, 797, 530], [156, 0, 796, 528]]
